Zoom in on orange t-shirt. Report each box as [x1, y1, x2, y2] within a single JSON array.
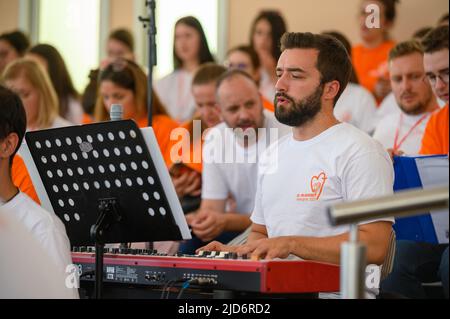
[[420, 105, 449, 155], [262, 96, 275, 113], [82, 113, 93, 125], [11, 155, 40, 204], [137, 115, 179, 167], [352, 41, 396, 98], [172, 121, 203, 174]]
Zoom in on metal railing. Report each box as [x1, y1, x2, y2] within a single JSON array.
[[327, 186, 449, 299]]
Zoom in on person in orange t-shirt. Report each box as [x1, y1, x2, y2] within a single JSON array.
[[225, 45, 276, 112], [352, 0, 398, 103], [81, 113, 93, 125], [420, 26, 449, 155], [11, 155, 39, 204], [94, 58, 178, 167], [420, 105, 449, 155], [136, 115, 179, 167]]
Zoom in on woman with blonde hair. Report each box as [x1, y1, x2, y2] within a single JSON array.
[[2, 59, 71, 131], [94, 58, 178, 166], [2, 59, 71, 208]]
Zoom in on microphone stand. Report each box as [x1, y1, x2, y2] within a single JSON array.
[[139, 3, 157, 253], [139, 0, 157, 128]]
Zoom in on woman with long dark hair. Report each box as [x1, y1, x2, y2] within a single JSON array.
[[155, 16, 215, 124], [0, 30, 30, 75], [27, 44, 86, 124], [250, 10, 287, 102]]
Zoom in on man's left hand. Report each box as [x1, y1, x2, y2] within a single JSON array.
[[236, 237, 294, 260]]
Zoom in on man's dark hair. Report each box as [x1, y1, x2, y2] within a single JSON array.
[[0, 85, 27, 165], [109, 28, 134, 52], [192, 63, 227, 87], [322, 31, 359, 84], [389, 40, 424, 61], [280, 32, 352, 104], [0, 30, 30, 56], [412, 27, 433, 41], [421, 25, 449, 54]]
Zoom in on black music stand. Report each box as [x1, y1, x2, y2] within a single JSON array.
[[21, 120, 191, 299]]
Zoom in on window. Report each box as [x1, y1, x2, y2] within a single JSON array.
[[39, 0, 101, 92]]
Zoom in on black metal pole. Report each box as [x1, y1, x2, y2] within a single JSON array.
[[140, 0, 157, 127], [95, 242, 104, 299]]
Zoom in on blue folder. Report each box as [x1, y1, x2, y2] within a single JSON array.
[[393, 155, 449, 244]]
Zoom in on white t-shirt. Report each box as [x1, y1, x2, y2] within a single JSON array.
[[375, 93, 446, 128], [259, 70, 276, 104], [334, 83, 378, 134], [26, 116, 72, 133], [65, 96, 84, 125], [155, 69, 196, 123], [251, 123, 394, 297], [51, 116, 73, 129], [0, 193, 74, 276], [373, 111, 433, 155], [251, 123, 394, 238], [0, 211, 78, 299], [202, 111, 291, 214], [375, 93, 400, 128]]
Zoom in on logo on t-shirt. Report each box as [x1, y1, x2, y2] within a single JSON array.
[[297, 172, 328, 202]]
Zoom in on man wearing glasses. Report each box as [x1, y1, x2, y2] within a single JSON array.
[[420, 26, 449, 155]]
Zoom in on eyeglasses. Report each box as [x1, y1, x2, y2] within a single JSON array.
[[426, 69, 449, 86], [224, 61, 250, 70]]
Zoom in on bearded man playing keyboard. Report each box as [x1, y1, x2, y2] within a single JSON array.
[[200, 33, 395, 297]]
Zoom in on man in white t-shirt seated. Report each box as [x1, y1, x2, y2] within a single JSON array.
[[0, 85, 78, 299], [0, 211, 77, 299], [180, 70, 290, 254], [373, 40, 439, 157], [200, 33, 394, 293]]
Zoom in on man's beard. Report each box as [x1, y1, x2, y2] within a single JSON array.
[[274, 85, 324, 127], [398, 90, 433, 116], [399, 102, 426, 116]]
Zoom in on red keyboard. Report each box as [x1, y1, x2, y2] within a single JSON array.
[[72, 251, 340, 294]]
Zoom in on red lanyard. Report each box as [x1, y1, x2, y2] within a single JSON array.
[[393, 113, 429, 152]]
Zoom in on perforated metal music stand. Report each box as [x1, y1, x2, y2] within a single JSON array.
[[21, 120, 191, 298]]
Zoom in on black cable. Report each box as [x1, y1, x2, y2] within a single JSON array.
[[80, 271, 95, 279]]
